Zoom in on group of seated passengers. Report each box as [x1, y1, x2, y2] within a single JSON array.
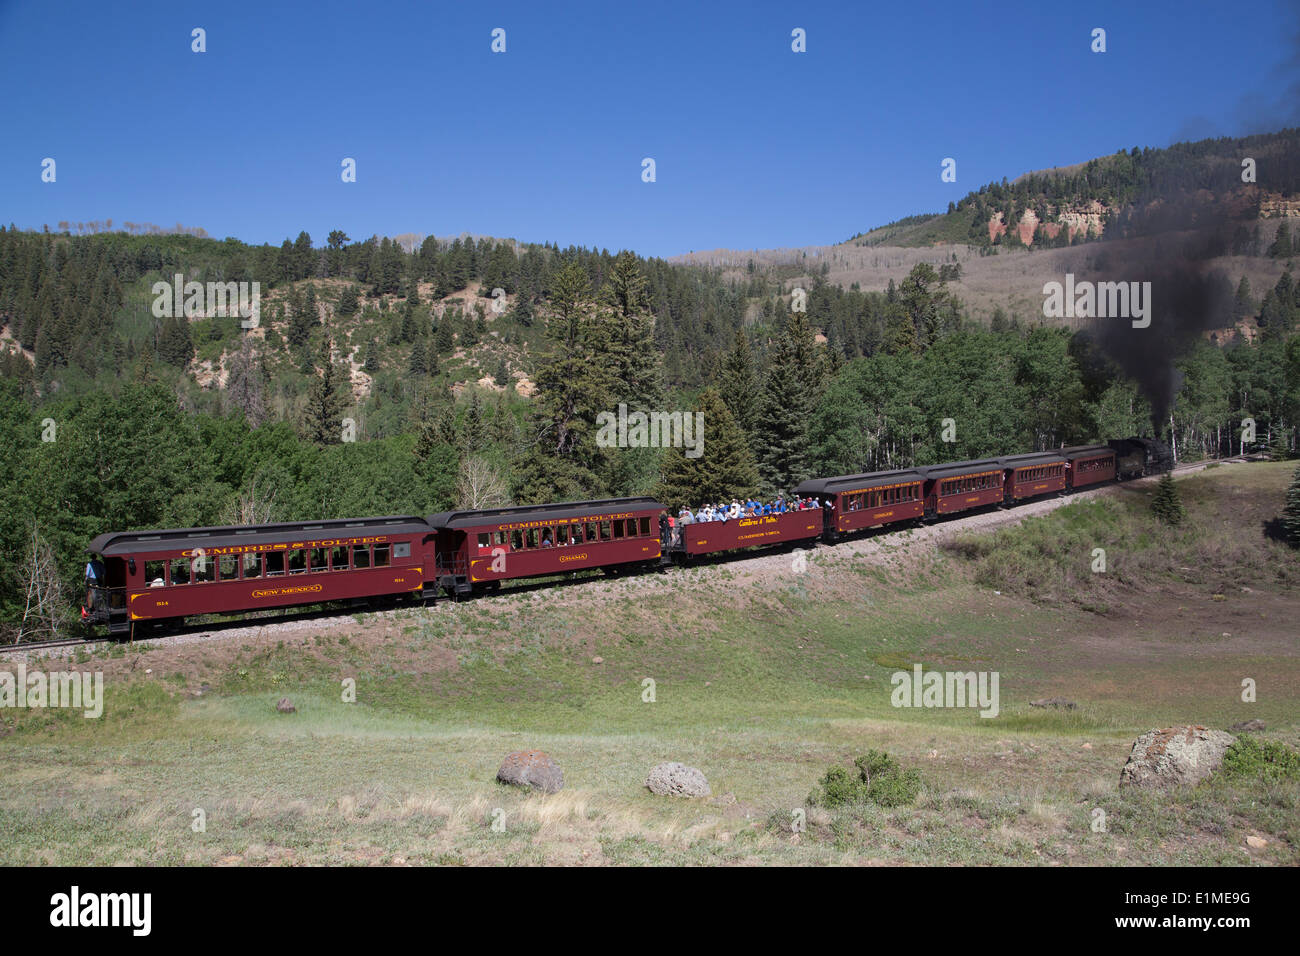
[[674, 495, 825, 529]]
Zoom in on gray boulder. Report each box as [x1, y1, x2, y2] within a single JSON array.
[[645, 762, 711, 798], [1119, 726, 1235, 791], [497, 750, 564, 793]]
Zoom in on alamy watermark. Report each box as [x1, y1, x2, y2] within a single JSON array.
[[596, 404, 703, 458], [1042, 274, 1150, 328], [1, 664, 103, 718], [153, 273, 260, 328], [890, 664, 999, 718]]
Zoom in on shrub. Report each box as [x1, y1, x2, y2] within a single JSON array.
[[1283, 466, 1300, 546], [1150, 473, 1186, 525], [1219, 736, 1300, 785], [808, 749, 922, 808]]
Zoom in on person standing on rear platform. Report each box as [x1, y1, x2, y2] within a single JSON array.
[[84, 553, 106, 613]]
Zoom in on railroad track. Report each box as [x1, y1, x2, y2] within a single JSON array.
[[0, 458, 1250, 658], [0, 635, 108, 655]]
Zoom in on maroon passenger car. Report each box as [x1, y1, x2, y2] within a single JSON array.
[[427, 497, 665, 596], [917, 459, 1005, 519], [795, 469, 925, 537], [675, 510, 821, 557], [85, 516, 431, 637], [999, 452, 1067, 502], [1060, 445, 1117, 490]]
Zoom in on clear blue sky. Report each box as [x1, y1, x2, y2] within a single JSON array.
[[1, 0, 1296, 258]]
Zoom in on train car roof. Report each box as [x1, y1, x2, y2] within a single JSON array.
[[428, 497, 665, 530], [87, 516, 429, 556], [795, 469, 924, 495], [1058, 444, 1114, 460], [917, 458, 1003, 479], [999, 452, 1066, 467]]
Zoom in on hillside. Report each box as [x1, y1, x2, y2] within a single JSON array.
[[3, 461, 1297, 865]]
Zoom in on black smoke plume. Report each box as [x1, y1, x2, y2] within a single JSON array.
[[1078, 185, 1249, 434]]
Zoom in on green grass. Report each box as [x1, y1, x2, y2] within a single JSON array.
[[1, 462, 1296, 865]]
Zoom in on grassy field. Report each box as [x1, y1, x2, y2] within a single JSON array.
[[2, 462, 1297, 865]]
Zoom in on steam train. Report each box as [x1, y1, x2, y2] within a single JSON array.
[[82, 437, 1172, 639]]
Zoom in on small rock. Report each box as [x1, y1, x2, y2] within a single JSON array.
[[144, 668, 153, 675], [645, 762, 711, 798], [1119, 726, 1235, 791], [1246, 835, 1267, 849], [591, 656, 603, 664], [497, 750, 563, 793], [275, 697, 296, 713], [1229, 719, 1266, 733]]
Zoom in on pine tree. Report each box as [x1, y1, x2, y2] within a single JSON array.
[[752, 327, 813, 495], [409, 339, 428, 375], [719, 328, 758, 438], [304, 339, 344, 446], [600, 252, 663, 410], [1269, 221, 1293, 259], [434, 314, 455, 352], [338, 284, 359, 317], [1283, 466, 1300, 546], [884, 303, 917, 355], [1150, 473, 1185, 525], [1232, 276, 1255, 322], [655, 388, 758, 511], [462, 391, 486, 453]]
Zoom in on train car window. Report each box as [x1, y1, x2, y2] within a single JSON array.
[[555, 523, 569, 546], [218, 555, 238, 581], [309, 548, 328, 572], [612, 520, 624, 539], [286, 549, 307, 574], [639, 517, 651, 536], [477, 533, 491, 549], [511, 530, 523, 550], [169, 557, 191, 586], [526, 529, 538, 549], [352, 545, 371, 569], [374, 544, 391, 567], [600, 521, 611, 541], [192, 554, 215, 583], [494, 531, 507, 546], [585, 522, 597, 542], [242, 553, 262, 579], [329, 545, 349, 570], [145, 560, 167, 587], [265, 551, 286, 576], [625, 519, 637, 537], [394, 542, 410, 559], [540, 527, 555, 548]]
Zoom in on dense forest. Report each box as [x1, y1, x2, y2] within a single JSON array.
[[2, 131, 1300, 640]]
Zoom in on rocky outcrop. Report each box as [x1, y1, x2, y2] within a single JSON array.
[[497, 750, 564, 793], [645, 762, 711, 798], [1119, 726, 1234, 790]]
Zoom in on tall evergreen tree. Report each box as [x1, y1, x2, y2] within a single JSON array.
[[409, 339, 428, 375], [752, 326, 813, 494], [1269, 220, 1293, 259], [655, 388, 758, 511], [303, 339, 345, 446], [719, 328, 759, 439]]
